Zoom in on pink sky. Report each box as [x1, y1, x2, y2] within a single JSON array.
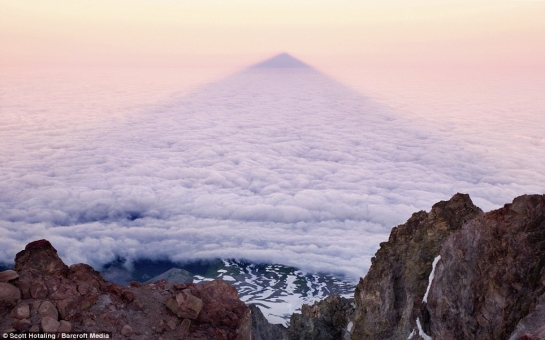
[[1, 0, 544, 72]]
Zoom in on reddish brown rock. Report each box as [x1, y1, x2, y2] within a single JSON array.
[[56, 298, 79, 320], [43, 276, 61, 296], [0, 282, 21, 307], [166, 318, 178, 331], [49, 280, 80, 300], [1, 239, 276, 340], [178, 318, 191, 336], [16, 269, 48, 299], [122, 290, 135, 302], [68, 263, 104, 289], [38, 300, 58, 320], [58, 320, 72, 333], [0, 270, 18, 283], [120, 324, 133, 336], [173, 290, 203, 320], [10, 303, 30, 319], [41, 315, 60, 333], [14, 239, 69, 277], [13, 318, 32, 332], [80, 294, 100, 311]]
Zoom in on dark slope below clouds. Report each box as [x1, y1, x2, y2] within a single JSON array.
[[0, 55, 542, 278]]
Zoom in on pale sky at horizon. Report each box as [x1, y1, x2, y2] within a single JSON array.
[[1, 0, 544, 71]]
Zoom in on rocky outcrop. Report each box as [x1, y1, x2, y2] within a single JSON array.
[[14, 239, 69, 277], [0, 239, 260, 339], [423, 194, 545, 340], [351, 193, 483, 339], [288, 295, 354, 340], [287, 194, 545, 340], [2, 193, 544, 340], [249, 304, 288, 340]]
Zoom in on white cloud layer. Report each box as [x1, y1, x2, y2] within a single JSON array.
[[0, 66, 543, 280]]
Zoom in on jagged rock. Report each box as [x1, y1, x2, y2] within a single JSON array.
[[165, 289, 205, 321], [0, 240, 259, 340], [425, 194, 545, 339], [250, 304, 288, 340], [38, 300, 58, 320], [41, 315, 60, 333], [289, 295, 353, 340], [14, 239, 69, 277], [10, 303, 30, 319], [68, 263, 105, 289], [187, 279, 252, 339], [176, 291, 203, 320], [352, 193, 483, 340], [0, 282, 21, 306], [0, 270, 18, 282]]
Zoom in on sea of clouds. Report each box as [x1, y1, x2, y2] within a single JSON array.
[[0, 65, 543, 280]]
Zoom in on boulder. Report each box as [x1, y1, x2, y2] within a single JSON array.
[[41, 316, 60, 333], [13, 318, 32, 332], [166, 290, 203, 320], [10, 303, 30, 319], [38, 300, 58, 320], [58, 320, 72, 333], [178, 318, 191, 337], [0, 282, 21, 307], [14, 239, 69, 277], [120, 324, 133, 336], [0, 270, 18, 283], [16, 269, 48, 299]]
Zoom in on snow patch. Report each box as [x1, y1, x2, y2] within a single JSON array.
[[416, 317, 432, 340], [423, 255, 441, 303]]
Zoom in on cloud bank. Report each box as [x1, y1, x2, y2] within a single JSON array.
[[0, 64, 543, 280]]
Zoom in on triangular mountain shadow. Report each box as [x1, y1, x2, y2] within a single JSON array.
[[251, 53, 311, 69], [128, 53, 492, 188]]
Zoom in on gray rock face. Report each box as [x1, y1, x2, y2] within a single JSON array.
[[250, 304, 288, 340], [509, 292, 545, 340], [351, 193, 483, 340], [425, 194, 545, 339], [289, 295, 354, 340]]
